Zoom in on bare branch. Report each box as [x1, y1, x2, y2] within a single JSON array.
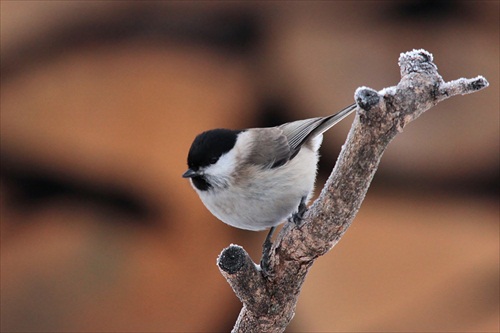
[[217, 49, 489, 333]]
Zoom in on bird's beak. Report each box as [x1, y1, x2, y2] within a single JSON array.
[[182, 169, 198, 178]]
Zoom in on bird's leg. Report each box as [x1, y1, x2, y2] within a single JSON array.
[[260, 226, 276, 277], [260, 197, 307, 276], [290, 196, 307, 227]]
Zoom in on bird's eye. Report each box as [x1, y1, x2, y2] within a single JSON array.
[[209, 157, 219, 164]]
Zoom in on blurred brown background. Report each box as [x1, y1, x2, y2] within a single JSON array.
[[1, 1, 498, 332]]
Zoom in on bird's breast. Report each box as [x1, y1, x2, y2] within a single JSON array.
[[197, 147, 319, 231]]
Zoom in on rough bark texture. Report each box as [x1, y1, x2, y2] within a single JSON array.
[[216, 49, 489, 333]]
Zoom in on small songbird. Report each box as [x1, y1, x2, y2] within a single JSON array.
[[182, 103, 356, 234]]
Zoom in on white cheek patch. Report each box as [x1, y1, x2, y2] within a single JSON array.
[[203, 149, 238, 189]]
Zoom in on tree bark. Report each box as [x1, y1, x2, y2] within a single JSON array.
[[217, 49, 489, 333]]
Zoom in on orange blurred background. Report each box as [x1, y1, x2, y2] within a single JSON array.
[[1, 1, 498, 332]]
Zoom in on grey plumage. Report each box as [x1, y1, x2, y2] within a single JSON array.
[[246, 103, 357, 169]]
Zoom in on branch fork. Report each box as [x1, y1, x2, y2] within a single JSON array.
[[217, 49, 488, 333]]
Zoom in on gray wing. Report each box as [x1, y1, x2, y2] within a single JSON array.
[[245, 128, 292, 169], [247, 103, 357, 169], [280, 117, 326, 153], [280, 103, 357, 154]]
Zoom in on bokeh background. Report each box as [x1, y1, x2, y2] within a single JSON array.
[[1, 1, 498, 332]]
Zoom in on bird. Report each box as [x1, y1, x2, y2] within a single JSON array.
[[182, 103, 357, 273]]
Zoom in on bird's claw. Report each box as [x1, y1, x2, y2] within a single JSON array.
[[289, 198, 307, 228], [260, 226, 275, 278]]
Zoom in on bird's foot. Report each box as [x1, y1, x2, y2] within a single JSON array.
[[289, 197, 307, 228], [260, 226, 275, 278]]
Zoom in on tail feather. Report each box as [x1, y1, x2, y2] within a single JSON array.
[[283, 103, 357, 152], [313, 103, 357, 137]]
